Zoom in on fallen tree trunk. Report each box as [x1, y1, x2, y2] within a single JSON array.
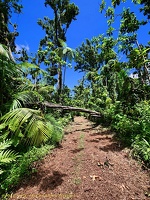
[[42, 101, 101, 116]]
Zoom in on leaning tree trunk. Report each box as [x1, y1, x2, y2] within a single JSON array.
[[41, 101, 101, 117]]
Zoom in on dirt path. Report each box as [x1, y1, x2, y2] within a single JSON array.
[[10, 117, 150, 200]]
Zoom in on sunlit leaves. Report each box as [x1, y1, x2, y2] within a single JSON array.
[[0, 44, 9, 59], [127, 47, 150, 69], [0, 140, 18, 174], [107, 26, 115, 36], [10, 91, 43, 110], [111, 0, 122, 7], [117, 34, 137, 55], [106, 7, 114, 18], [120, 8, 142, 33], [132, 0, 141, 3], [1, 108, 52, 146], [139, 0, 150, 19], [99, 0, 106, 13]]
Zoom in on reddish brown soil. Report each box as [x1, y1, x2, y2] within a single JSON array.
[[10, 117, 150, 200]]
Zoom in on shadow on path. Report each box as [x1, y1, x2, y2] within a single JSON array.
[[39, 171, 67, 191]]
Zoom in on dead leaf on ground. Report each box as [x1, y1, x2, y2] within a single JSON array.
[[90, 175, 100, 181], [97, 162, 103, 168]]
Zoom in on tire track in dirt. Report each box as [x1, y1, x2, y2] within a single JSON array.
[[10, 117, 150, 200]]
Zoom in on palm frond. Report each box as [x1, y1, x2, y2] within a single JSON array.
[[0, 140, 18, 165], [11, 91, 43, 110], [11, 99, 22, 110], [19, 62, 39, 71], [19, 62, 47, 77], [0, 123, 6, 131], [25, 119, 52, 146], [17, 79, 35, 91], [0, 149, 18, 164], [38, 85, 54, 99], [0, 44, 9, 59], [0, 140, 12, 151], [2, 108, 52, 146]]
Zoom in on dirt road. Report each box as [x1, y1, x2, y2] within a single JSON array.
[[10, 117, 150, 200]]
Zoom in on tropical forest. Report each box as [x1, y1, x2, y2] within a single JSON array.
[[0, 0, 150, 199]]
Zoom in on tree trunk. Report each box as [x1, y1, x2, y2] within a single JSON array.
[[41, 101, 101, 116]]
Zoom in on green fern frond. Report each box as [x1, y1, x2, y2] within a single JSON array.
[[45, 114, 63, 142], [0, 149, 18, 164], [0, 139, 18, 165], [0, 140, 12, 150]]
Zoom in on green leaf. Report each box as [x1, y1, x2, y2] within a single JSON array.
[[0, 123, 6, 130], [0, 140, 12, 151], [99, 0, 106, 13], [0, 150, 18, 164], [0, 44, 9, 59], [1, 108, 53, 146], [20, 62, 39, 69]]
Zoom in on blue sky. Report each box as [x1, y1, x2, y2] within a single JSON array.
[[12, 0, 149, 89]]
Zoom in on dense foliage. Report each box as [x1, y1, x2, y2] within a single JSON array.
[[73, 0, 150, 168], [0, 0, 150, 198]]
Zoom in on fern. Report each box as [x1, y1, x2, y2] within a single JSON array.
[[0, 150, 18, 164], [0, 140, 18, 175], [0, 140, 12, 150]]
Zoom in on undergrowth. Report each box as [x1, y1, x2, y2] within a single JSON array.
[[99, 100, 150, 168], [0, 144, 54, 199], [0, 113, 72, 199]]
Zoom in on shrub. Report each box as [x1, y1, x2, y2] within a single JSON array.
[[0, 145, 54, 195], [101, 100, 150, 165], [132, 137, 150, 167]]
